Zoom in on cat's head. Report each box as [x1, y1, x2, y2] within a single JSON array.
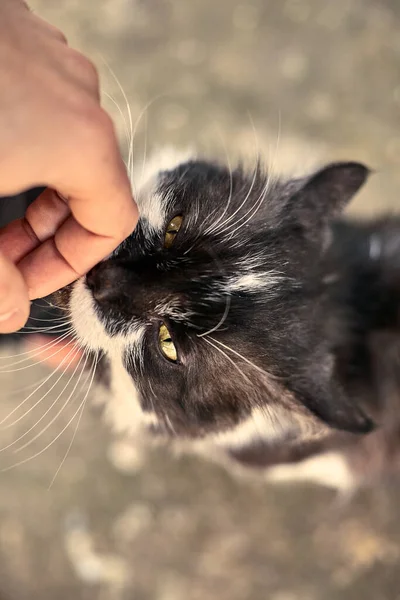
[[64, 150, 373, 447]]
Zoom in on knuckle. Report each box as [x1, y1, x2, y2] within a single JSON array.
[[44, 21, 68, 44], [119, 215, 138, 241], [75, 106, 116, 151], [54, 29, 68, 44], [66, 49, 99, 86]]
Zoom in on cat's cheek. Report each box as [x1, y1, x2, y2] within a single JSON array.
[[69, 278, 110, 351]]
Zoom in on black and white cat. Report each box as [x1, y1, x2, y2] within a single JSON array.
[[57, 149, 400, 491]]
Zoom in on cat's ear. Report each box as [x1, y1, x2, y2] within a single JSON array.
[[290, 161, 370, 227], [291, 362, 374, 434]]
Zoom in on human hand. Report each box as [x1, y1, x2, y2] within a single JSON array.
[[0, 0, 137, 333], [0, 253, 30, 333]]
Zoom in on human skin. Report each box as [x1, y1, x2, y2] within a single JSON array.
[[0, 0, 138, 333]]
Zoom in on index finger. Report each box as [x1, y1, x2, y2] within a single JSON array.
[[56, 112, 138, 240], [20, 133, 138, 299]]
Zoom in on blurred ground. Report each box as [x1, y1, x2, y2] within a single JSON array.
[[1, 0, 400, 598]]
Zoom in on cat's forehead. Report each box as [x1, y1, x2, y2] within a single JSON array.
[[132, 148, 278, 236], [132, 148, 197, 231]]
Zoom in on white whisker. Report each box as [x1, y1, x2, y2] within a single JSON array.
[[103, 91, 131, 150], [129, 94, 167, 188], [48, 354, 98, 489], [198, 294, 231, 338], [203, 126, 234, 236], [13, 351, 90, 453], [0, 342, 82, 430], [37, 298, 69, 312], [0, 330, 71, 361], [0, 357, 98, 474], [99, 55, 133, 177], [206, 115, 261, 238], [209, 336, 271, 379], [0, 329, 74, 372], [27, 315, 71, 322], [20, 320, 73, 333], [202, 337, 252, 385], [221, 177, 270, 239]]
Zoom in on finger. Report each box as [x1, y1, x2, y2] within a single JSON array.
[[0, 188, 70, 264], [62, 48, 101, 101], [53, 112, 138, 241], [0, 254, 30, 333], [23, 118, 138, 298], [19, 215, 122, 299], [27, 11, 68, 44]]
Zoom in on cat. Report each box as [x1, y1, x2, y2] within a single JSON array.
[[55, 149, 400, 491]]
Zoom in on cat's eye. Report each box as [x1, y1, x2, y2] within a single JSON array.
[[158, 323, 178, 362], [164, 215, 183, 249]]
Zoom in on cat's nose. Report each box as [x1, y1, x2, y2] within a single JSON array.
[[86, 261, 122, 304]]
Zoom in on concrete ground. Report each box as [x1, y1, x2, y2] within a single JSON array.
[[1, 0, 400, 598]]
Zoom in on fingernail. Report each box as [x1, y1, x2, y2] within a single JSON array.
[[0, 309, 19, 323]]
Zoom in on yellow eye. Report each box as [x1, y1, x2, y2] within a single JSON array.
[[158, 323, 178, 362], [164, 215, 183, 249]]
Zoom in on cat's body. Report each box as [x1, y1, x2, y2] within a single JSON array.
[[58, 150, 400, 491]]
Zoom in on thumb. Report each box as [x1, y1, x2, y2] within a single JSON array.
[[0, 253, 30, 333]]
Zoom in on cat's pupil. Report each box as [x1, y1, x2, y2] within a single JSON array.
[[164, 215, 183, 249], [159, 324, 178, 362]]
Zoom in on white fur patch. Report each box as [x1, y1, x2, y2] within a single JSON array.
[[198, 406, 290, 450], [266, 452, 354, 491], [70, 279, 115, 353], [131, 147, 195, 232], [69, 279, 144, 355], [225, 272, 285, 294], [69, 279, 159, 434], [154, 299, 193, 323], [104, 356, 157, 436]]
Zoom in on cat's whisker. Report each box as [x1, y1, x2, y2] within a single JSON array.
[[248, 118, 278, 250], [208, 336, 272, 380], [0, 330, 72, 361], [0, 341, 82, 431], [0, 349, 86, 453], [0, 356, 98, 474], [164, 414, 177, 437], [5, 372, 63, 398], [220, 176, 270, 239], [206, 115, 262, 238], [247, 110, 260, 154], [202, 337, 252, 385], [208, 164, 259, 237], [203, 126, 234, 236], [271, 108, 282, 177], [27, 314, 71, 323], [198, 294, 231, 338], [12, 351, 90, 454], [129, 94, 167, 189], [38, 298, 69, 312], [98, 56, 134, 178], [147, 379, 158, 415], [103, 91, 132, 150], [0, 329, 74, 372], [140, 108, 149, 185], [48, 353, 99, 489], [17, 327, 72, 335], [20, 320, 73, 333]]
